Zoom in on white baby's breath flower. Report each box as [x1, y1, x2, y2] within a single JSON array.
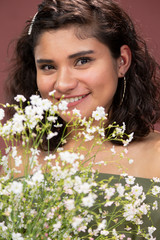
[[25, 105, 44, 128], [152, 200, 158, 210], [139, 203, 150, 215], [105, 187, 115, 199], [49, 90, 56, 96], [64, 199, 75, 210], [58, 100, 68, 111], [123, 203, 136, 221], [0, 221, 7, 231], [82, 132, 94, 142], [128, 159, 134, 164], [78, 182, 92, 194], [80, 117, 87, 126], [53, 221, 62, 231], [95, 160, 105, 165], [30, 148, 41, 156], [12, 232, 24, 240], [0, 155, 9, 171], [47, 116, 58, 122], [71, 216, 84, 229], [123, 132, 134, 146], [0, 108, 5, 121], [122, 122, 126, 131], [8, 181, 23, 195], [25, 105, 34, 117], [47, 131, 58, 140], [148, 226, 156, 236], [124, 148, 128, 154], [31, 170, 44, 184], [104, 200, 114, 207], [44, 154, 56, 161], [112, 228, 118, 236], [152, 177, 160, 183], [5, 147, 10, 154], [86, 126, 97, 134], [54, 123, 63, 128], [125, 176, 135, 185], [14, 95, 26, 102], [59, 151, 79, 164], [78, 225, 87, 232], [57, 147, 64, 152], [79, 154, 84, 161], [41, 99, 52, 111], [115, 127, 124, 135], [64, 177, 74, 189], [131, 184, 143, 197], [50, 104, 58, 114], [120, 173, 128, 177], [12, 146, 17, 158], [116, 183, 125, 197], [29, 156, 39, 170], [100, 230, 109, 236], [125, 227, 132, 231], [14, 156, 22, 167], [92, 106, 106, 121], [82, 193, 97, 207], [30, 95, 42, 106], [0, 121, 12, 137], [73, 176, 82, 191], [97, 127, 105, 138], [85, 214, 94, 223], [12, 113, 26, 133], [72, 108, 81, 117], [97, 219, 106, 231], [152, 185, 160, 195], [110, 145, 116, 154]]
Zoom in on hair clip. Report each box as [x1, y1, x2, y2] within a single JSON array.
[[28, 12, 38, 35]]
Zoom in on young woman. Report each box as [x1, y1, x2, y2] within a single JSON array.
[[6, 0, 160, 176], [4, 0, 160, 237]]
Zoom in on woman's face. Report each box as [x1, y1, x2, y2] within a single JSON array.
[[34, 27, 121, 121]]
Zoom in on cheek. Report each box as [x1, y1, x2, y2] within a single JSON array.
[[37, 76, 53, 98], [85, 70, 118, 93]]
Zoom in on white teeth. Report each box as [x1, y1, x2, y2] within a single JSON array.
[[64, 95, 85, 103]]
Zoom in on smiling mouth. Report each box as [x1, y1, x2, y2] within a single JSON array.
[[63, 95, 87, 104]]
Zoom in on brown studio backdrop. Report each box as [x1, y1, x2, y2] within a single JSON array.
[[0, 0, 160, 151]]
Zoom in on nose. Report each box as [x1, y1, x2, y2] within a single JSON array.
[[54, 67, 78, 94]]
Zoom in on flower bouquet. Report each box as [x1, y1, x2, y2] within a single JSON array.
[[0, 94, 160, 240]]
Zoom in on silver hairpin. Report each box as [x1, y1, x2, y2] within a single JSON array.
[[28, 12, 38, 35]]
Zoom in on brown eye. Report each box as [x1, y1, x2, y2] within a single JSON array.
[[40, 65, 55, 71], [76, 57, 91, 66]]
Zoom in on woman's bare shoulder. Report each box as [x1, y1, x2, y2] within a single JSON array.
[[147, 131, 160, 148], [144, 131, 160, 177]]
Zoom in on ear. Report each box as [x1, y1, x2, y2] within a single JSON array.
[[117, 45, 132, 78]]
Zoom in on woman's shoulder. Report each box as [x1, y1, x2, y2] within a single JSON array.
[[145, 131, 160, 150], [131, 130, 160, 157], [143, 131, 160, 176], [126, 131, 160, 178]]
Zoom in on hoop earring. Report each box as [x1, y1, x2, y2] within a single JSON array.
[[120, 76, 126, 106]]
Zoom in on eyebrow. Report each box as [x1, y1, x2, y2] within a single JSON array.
[[36, 59, 54, 64], [36, 50, 95, 64], [68, 50, 95, 59]]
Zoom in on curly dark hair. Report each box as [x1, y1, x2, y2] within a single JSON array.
[[5, 0, 160, 150]]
